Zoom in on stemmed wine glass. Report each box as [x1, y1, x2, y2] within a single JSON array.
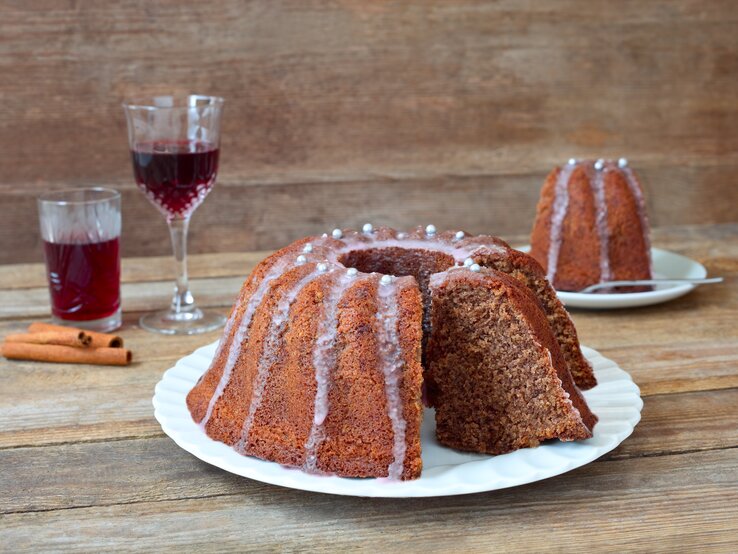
[[123, 94, 225, 335]]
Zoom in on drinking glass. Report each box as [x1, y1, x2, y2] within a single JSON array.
[[38, 188, 122, 332], [122, 94, 225, 335]]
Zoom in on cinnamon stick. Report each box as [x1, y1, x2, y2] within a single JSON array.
[[5, 331, 91, 347], [1, 342, 131, 366], [28, 322, 123, 348]]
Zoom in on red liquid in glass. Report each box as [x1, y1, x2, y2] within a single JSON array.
[[131, 140, 219, 219], [43, 238, 121, 321]]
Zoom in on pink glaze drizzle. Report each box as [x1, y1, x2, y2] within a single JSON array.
[[547, 162, 576, 284], [591, 164, 612, 283], [302, 272, 362, 473], [199, 256, 294, 430], [235, 266, 331, 454], [375, 277, 407, 480]]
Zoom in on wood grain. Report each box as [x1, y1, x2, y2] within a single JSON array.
[[2, 387, 737, 513], [3, 449, 737, 552], [1, 1, 738, 262]]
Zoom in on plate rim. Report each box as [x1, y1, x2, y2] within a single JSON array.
[[153, 341, 643, 498], [514, 246, 707, 309]]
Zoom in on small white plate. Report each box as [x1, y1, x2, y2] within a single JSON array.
[[153, 342, 642, 498], [515, 247, 707, 309]]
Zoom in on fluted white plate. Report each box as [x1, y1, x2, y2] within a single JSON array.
[[153, 342, 641, 497], [516, 246, 707, 309]]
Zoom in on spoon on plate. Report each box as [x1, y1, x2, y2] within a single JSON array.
[[578, 277, 724, 294]]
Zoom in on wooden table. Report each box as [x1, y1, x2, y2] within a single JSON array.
[[2, 223, 737, 552]]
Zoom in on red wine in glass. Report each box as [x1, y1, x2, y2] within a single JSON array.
[[43, 237, 121, 321], [123, 95, 225, 335], [131, 140, 219, 220]]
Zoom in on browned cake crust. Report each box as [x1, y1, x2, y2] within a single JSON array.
[[530, 160, 652, 292], [426, 268, 596, 454], [187, 225, 597, 480]]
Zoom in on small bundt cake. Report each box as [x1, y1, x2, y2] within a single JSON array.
[[530, 158, 653, 292], [187, 226, 597, 480]]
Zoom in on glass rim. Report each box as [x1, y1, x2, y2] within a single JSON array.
[[122, 94, 225, 111], [37, 187, 121, 207]]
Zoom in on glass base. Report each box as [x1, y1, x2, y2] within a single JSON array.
[[53, 307, 122, 333], [139, 307, 225, 335]]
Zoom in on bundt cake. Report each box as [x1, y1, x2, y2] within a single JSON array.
[[530, 158, 653, 292], [186, 225, 598, 480]]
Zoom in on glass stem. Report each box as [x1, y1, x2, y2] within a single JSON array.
[[168, 216, 197, 316]]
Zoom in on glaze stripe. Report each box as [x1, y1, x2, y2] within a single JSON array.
[[375, 277, 407, 480], [591, 165, 612, 283], [547, 162, 576, 284], [235, 266, 330, 453], [199, 256, 293, 429], [302, 272, 361, 473]]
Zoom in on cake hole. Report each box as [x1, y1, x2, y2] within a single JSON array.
[[339, 248, 455, 283]]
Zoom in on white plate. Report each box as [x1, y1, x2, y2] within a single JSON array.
[[153, 341, 642, 498], [515, 247, 707, 309]]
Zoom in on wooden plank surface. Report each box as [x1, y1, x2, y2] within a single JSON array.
[[3, 450, 737, 552], [2, 1, 738, 263], [1, 223, 737, 552], [3, 387, 737, 514]]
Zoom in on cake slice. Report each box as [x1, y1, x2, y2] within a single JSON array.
[[426, 267, 597, 455]]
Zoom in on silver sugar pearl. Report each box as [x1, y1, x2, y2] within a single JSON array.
[[618, 157, 628, 168], [296, 255, 307, 265], [317, 262, 328, 272], [362, 223, 374, 234], [568, 158, 577, 166], [454, 231, 465, 241], [425, 224, 436, 236], [331, 228, 343, 239], [464, 257, 474, 267], [470, 263, 481, 272], [594, 159, 605, 171], [380, 275, 393, 285], [397, 232, 407, 239], [303, 243, 313, 253], [347, 268, 358, 277], [321, 233, 328, 238]]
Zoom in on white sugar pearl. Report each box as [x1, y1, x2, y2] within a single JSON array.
[[331, 228, 343, 239], [303, 243, 313, 253], [464, 258, 474, 267], [397, 232, 407, 239], [317, 262, 328, 272], [425, 224, 436, 236], [470, 263, 481, 272], [347, 268, 358, 277], [362, 223, 373, 234], [380, 275, 392, 285], [321, 233, 328, 238], [568, 158, 577, 166], [296, 255, 307, 265], [594, 159, 605, 171], [454, 231, 465, 241], [618, 157, 628, 168]]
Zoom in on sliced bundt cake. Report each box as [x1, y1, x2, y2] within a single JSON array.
[[186, 226, 598, 480]]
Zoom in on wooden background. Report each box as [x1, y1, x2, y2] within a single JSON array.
[[1, 0, 737, 264]]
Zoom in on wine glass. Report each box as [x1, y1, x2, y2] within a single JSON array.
[[122, 94, 225, 335]]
